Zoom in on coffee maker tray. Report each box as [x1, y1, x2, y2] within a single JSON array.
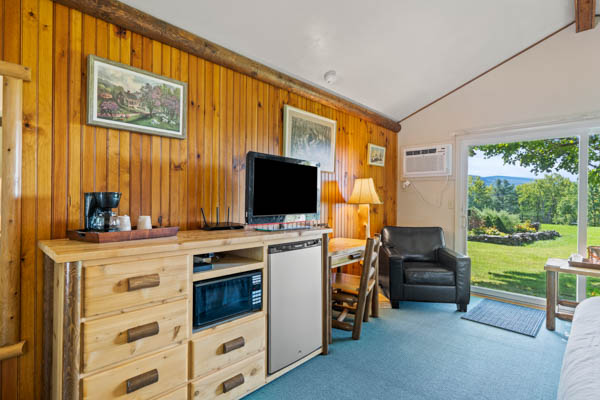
[[67, 226, 179, 243]]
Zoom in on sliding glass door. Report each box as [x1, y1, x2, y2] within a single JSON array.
[[467, 137, 578, 299], [456, 121, 600, 303]]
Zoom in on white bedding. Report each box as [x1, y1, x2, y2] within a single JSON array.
[[557, 296, 600, 400]]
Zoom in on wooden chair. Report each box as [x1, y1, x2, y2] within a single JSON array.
[[331, 235, 381, 340]]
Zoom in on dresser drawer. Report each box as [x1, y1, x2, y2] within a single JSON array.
[[190, 352, 265, 400], [190, 315, 265, 379], [82, 344, 187, 400], [83, 255, 188, 317], [82, 299, 188, 373], [330, 251, 364, 268]]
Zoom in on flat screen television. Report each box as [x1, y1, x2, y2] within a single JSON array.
[[245, 151, 320, 225]]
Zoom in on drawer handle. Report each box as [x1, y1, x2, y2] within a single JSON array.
[[222, 373, 244, 393], [126, 369, 159, 393], [127, 274, 160, 291], [349, 252, 363, 260], [126, 321, 160, 343], [222, 336, 245, 353]]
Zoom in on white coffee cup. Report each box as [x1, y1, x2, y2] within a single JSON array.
[[137, 216, 152, 230], [118, 215, 131, 231]]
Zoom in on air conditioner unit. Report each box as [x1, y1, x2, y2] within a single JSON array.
[[403, 144, 452, 178]]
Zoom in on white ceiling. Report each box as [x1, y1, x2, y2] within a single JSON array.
[[121, 0, 580, 121]]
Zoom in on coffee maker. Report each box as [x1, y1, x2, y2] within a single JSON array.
[[84, 192, 122, 231]]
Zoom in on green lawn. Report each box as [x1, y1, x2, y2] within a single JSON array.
[[468, 224, 600, 300]]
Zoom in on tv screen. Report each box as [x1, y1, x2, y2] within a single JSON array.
[[246, 152, 320, 224]]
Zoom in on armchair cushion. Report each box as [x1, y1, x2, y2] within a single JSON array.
[[381, 226, 445, 262], [404, 262, 455, 286]]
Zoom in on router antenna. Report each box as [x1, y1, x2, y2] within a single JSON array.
[[201, 208, 208, 226]]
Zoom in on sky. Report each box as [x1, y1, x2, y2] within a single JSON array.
[[469, 150, 577, 181]]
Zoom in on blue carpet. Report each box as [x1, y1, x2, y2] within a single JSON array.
[[245, 296, 570, 400], [461, 299, 546, 337]]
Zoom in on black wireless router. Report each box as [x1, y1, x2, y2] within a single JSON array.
[[200, 207, 244, 231]]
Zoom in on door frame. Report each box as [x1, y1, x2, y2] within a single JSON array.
[[454, 114, 600, 303]]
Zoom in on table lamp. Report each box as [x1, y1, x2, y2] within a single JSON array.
[[348, 178, 383, 239]]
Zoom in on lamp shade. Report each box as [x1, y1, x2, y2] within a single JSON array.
[[348, 178, 382, 205]]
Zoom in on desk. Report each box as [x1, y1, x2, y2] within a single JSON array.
[[323, 237, 377, 354], [545, 258, 600, 330]]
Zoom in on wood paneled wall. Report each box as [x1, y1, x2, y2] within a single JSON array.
[[0, 0, 397, 397]]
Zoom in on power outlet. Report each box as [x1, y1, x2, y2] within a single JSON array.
[[448, 200, 454, 209]]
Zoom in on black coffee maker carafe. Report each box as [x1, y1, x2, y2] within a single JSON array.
[[84, 192, 121, 231]]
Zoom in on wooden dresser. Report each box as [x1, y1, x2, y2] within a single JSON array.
[[39, 228, 331, 400]]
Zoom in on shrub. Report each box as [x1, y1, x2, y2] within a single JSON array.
[[470, 226, 505, 236], [515, 221, 537, 233], [468, 208, 485, 230], [479, 208, 519, 234]]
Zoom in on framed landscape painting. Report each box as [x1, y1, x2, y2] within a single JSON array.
[[283, 105, 337, 172], [368, 143, 386, 166], [87, 55, 188, 139]]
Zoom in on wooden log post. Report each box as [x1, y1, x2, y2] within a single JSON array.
[[0, 76, 23, 349]]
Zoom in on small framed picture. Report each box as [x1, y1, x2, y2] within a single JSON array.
[[368, 143, 386, 167], [283, 105, 337, 172], [87, 55, 188, 139]]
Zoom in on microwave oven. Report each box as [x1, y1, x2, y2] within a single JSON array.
[[193, 270, 263, 329]]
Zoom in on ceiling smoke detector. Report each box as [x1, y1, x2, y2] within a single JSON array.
[[324, 70, 337, 84]]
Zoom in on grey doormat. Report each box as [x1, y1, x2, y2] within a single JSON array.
[[461, 299, 545, 337]]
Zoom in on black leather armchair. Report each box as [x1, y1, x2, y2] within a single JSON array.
[[379, 226, 471, 312]]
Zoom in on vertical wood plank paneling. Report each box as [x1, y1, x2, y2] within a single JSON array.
[[52, 4, 68, 238], [169, 47, 181, 227], [195, 58, 205, 225], [225, 68, 233, 221], [67, 9, 82, 231], [34, 0, 53, 397], [149, 39, 161, 225], [94, 19, 107, 193], [81, 13, 95, 205], [159, 43, 171, 227], [118, 28, 131, 217], [106, 24, 119, 195], [19, 0, 37, 398], [211, 64, 220, 223], [4, 1, 398, 396], [179, 51, 188, 228], [140, 36, 152, 218], [129, 32, 142, 224], [202, 61, 213, 223], [217, 66, 226, 221], [186, 54, 197, 228]]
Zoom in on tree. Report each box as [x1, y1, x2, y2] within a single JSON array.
[[491, 179, 519, 213], [516, 174, 577, 223], [471, 136, 600, 188], [468, 176, 493, 210], [588, 184, 600, 226]]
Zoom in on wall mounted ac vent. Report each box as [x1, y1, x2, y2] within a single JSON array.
[[402, 144, 452, 178]]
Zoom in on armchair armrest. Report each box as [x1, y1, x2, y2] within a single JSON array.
[[379, 246, 405, 300], [438, 247, 471, 305]]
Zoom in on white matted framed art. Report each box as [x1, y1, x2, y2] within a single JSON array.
[[368, 143, 386, 167], [282, 105, 337, 172]]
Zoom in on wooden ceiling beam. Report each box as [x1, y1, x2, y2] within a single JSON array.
[[51, 0, 402, 132], [575, 0, 596, 33]]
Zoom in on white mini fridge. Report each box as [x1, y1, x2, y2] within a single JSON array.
[[267, 239, 322, 374]]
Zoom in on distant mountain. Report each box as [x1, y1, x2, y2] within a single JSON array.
[[470, 175, 534, 187]]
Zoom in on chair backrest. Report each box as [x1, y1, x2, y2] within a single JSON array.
[[381, 226, 445, 262], [358, 235, 381, 303]]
